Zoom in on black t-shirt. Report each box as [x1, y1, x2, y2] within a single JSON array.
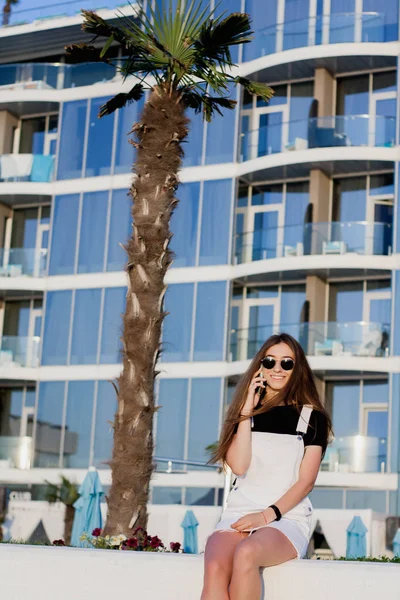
[[234, 405, 328, 454]]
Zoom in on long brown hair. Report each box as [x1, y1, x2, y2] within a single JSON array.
[[209, 333, 333, 467]]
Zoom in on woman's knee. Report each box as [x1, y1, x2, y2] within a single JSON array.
[[233, 538, 261, 569]]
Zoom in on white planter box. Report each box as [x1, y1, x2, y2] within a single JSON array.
[[0, 544, 399, 600]]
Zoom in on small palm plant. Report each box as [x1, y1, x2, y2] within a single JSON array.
[[45, 476, 79, 545], [67, 0, 272, 535], [2, 0, 19, 26]]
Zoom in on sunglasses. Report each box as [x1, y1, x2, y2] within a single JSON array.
[[261, 357, 295, 371]]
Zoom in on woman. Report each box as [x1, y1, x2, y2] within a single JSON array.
[[201, 333, 332, 600]]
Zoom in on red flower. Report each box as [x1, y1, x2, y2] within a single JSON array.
[[92, 528, 102, 537], [150, 536, 163, 549], [132, 527, 145, 536], [52, 539, 65, 546], [122, 537, 138, 550], [170, 542, 181, 553]]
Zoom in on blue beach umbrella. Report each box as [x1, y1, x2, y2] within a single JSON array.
[[393, 528, 400, 557], [180, 509, 199, 554], [346, 516, 368, 559], [71, 467, 104, 547]]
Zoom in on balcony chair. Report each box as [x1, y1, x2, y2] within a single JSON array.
[[314, 339, 343, 356], [322, 240, 347, 255], [284, 137, 308, 152], [284, 242, 304, 257]]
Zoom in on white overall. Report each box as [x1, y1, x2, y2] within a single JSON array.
[[212, 405, 314, 559]]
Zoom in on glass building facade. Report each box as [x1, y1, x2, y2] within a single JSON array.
[[0, 0, 400, 519]]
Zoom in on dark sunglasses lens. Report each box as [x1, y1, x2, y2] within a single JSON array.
[[262, 357, 275, 369], [281, 359, 295, 371]]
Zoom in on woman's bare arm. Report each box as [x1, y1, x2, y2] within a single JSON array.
[[225, 417, 252, 475], [265, 446, 322, 516]]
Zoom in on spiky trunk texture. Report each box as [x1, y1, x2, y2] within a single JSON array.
[[103, 87, 189, 535], [64, 504, 75, 545], [2, 2, 11, 26]]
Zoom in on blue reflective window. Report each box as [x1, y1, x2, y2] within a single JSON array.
[[156, 379, 188, 466], [107, 189, 131, 272], [170, 182, 200, 267], [330, 0, 355, 43], [100, 287, 126, 363], [186, 488, 216, 506], [194, 281, 226, 361], [187, 379, 221, 464], [244, 0, 278, 60], [329, 282, 363, 323], [281, 285, 306, 343], [336, 76, 369, 145], [363, 0, 399, 42], [252, 184, 283, 205], [330, 382, 360, 437], [183, 111, 204, 167], [288, 81, 314, 142], [6, 389, 23, 434], [57, 100, 87, 180], [35, 381, 65, 467], [258, 112, 282, 155], [70, 289, 101, 364], [309, 489, 344, 509], [114, 98, 145, 174], [42, 291, 72, 365], [93, 381, 118, 468], [199, 180, 232, 266], [346, 490, 386, 512], [248, 286, 279, 299], [283, 0, 310, 50], [333, 177, 366, 252], [85, 97, 115, 177], [205, 85, 237, 164], [49, 194, 79, 275], [363, 381, 388, 403], [78, 191, 108, 273], [63, 381, 94, 468], [162, 284, 194, 361], [152, 487, 182, 504], [370, 173, 394, 196], [284, 182, 309, 248]]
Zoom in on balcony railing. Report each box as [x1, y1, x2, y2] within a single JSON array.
[[0, 62, 117, 90], [229, 322, 390, 362], [0, 436, 32, 469], [245, 12, 397, 61], [0, 248, 47, 277], [0, 336, 41, 368], [2, 0, 130, 28], [234, 221, 392, 264], [0, 154, 55, 183], [240, 115, 396, 162], [321, 435, 387, 474]]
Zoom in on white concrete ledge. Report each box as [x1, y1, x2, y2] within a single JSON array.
[[0, 544, 398, 600]]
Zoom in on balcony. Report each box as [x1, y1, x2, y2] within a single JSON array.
[[246, 12, 397, 62], [0, 154, 54, 183], [321, 435, 387, 474], [0, 336, 40, 368], [240, 115, 396, 162], [0, 248, 47, 277], [0, 62, 117, 91], [234, 221, 392, 264], [229, 322, 390, 362], [0, 437, 32, 469]]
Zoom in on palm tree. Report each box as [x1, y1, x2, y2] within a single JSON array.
[[2, 0, 19, 26], [45, 476, 79, 545], [67, 0, 272, 536]]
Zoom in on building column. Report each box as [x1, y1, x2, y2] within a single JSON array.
[[313, 68, 335, 117], [306, 275, 327, 356], [0, 203, 12, 248], [0, 110, 19, 155]]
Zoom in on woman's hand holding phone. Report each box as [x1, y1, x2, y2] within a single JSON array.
[[242, 370, 266, 414]]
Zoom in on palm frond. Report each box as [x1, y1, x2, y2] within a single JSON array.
[[99, 83, 145, 117], [65, 44, 106, 64], [233, 76, 274, 103], [195, 12, 252, 66]]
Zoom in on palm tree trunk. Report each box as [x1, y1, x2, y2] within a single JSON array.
[[2, 1, 11, 26], [103, 87, 189, 535], [64, 505, 75, 545]]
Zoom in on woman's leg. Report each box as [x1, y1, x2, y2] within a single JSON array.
[[229, 528, 297, 600], [200, 531, 249, 600]]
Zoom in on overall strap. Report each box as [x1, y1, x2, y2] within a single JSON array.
[[296, 405, 313, 436]]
